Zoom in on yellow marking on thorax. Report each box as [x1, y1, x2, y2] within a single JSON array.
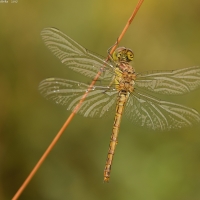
[[114, 63, 136, 92]]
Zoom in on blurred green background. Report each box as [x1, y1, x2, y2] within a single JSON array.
[[1, 0, 200, 199]]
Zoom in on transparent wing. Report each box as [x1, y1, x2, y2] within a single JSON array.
[[39, 78, 118, 118], [41, 27, 114, 81], [135, 66, 200, 95], [125, 91, 200, 130]]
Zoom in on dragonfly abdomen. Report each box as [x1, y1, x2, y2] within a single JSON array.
[[104, 91, 129, 182]]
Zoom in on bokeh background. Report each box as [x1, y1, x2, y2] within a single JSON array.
[[1, 0, 200, 199]]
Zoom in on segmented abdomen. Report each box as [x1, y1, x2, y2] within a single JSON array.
[[104, 91, 129, 182]]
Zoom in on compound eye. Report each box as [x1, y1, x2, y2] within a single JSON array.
[[127, 51, 134, 61]]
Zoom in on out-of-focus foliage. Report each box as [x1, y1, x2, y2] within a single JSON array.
[[0, 0, 200, 200]]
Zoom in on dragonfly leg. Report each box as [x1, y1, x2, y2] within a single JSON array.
[[107, 38, 119, 60]]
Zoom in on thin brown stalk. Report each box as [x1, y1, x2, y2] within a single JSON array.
[[12, 1, 144, 199]]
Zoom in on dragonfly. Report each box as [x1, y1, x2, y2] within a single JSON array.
[[39, 27, 200, 182]]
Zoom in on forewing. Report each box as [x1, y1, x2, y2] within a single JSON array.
[[39, 78, 118, 118], [135, 66, 200, 95], [41, 27, 114, 81], [125, 91, 200, 130]]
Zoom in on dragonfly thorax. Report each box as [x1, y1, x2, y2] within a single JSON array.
[[114, 63, 136, 93], [112, 47, 134, 63]]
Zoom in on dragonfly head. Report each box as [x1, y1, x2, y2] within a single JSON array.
[[112, 47, 134, 63]]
